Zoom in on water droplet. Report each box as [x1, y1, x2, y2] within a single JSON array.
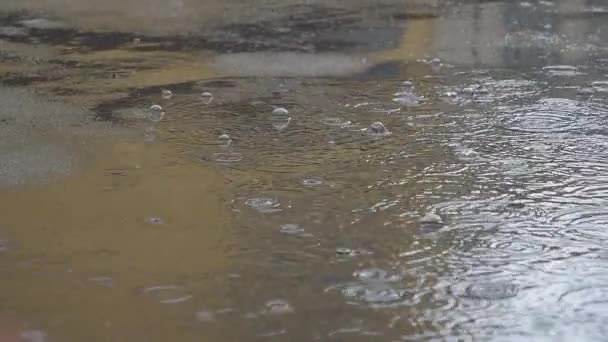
[[245, 197, 282, 213], [147, 105, 165, 122], [367, 122, 391, 136], [263, 299, 294, 314], [201, 92, 214, 105], [161, 89, 173, 99]]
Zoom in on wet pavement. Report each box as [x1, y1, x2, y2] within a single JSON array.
[[0, 0, 607, 341]]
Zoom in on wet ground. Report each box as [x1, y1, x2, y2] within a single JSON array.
[[0, 0, 607, 341]]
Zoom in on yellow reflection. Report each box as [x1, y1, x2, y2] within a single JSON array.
[[0, 139, 231, 341]]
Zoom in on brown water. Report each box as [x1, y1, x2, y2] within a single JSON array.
[[0, 0, 608, 341]]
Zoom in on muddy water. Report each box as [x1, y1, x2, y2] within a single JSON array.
[[0, 0, 608, 341]]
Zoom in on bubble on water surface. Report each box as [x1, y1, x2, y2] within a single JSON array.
[[270, 108, 291, 131], [87, 275, 113, 288], [353, 268, 402, 283], [146, 105, 165, 122], [161, 89, 173, 99], [279, 224, 308, 236], [263, 299, 294, 314], [0, 26, 28, 37], [462, 281, 519, 300], [245, 197, 282, 213], [366, 122, 391, 137], [217, 133, 232, 146], [141, 285, 193, 304], [591, 81, 608, 92], [392, 91, 422, 105], [201, 92, 214, 104]]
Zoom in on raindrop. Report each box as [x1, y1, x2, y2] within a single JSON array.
[[146, 105, 165, 122], [161, 89, 173, 99], [201, 92, 214, 105]]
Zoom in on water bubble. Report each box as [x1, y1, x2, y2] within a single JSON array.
[[245, 197, 282, 213], [461, 87, 475, 96], [401, 80, 414, 88], [354, 268, 402, 282], [462, 282, 519, 300], [336, 247, 355, 256], [161, 89, 173, 99], [431, 57, 441, 64], [419, 212, 443, 224], [201, 92, 214, 105], [444, 91, 458, 97], [367, 122, 391, 136], [272, 107, 289, 116], [147, 105, 165, 122], [271, 107, 291, 131], [217, 134, 232, 146], [279, 224, 307, 235], [263, 299, 294, 314]]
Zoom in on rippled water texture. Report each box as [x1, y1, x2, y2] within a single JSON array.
[[0, 0, 607, 341]]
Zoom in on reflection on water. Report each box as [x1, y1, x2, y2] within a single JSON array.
[[0, 0, 607, 341]]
